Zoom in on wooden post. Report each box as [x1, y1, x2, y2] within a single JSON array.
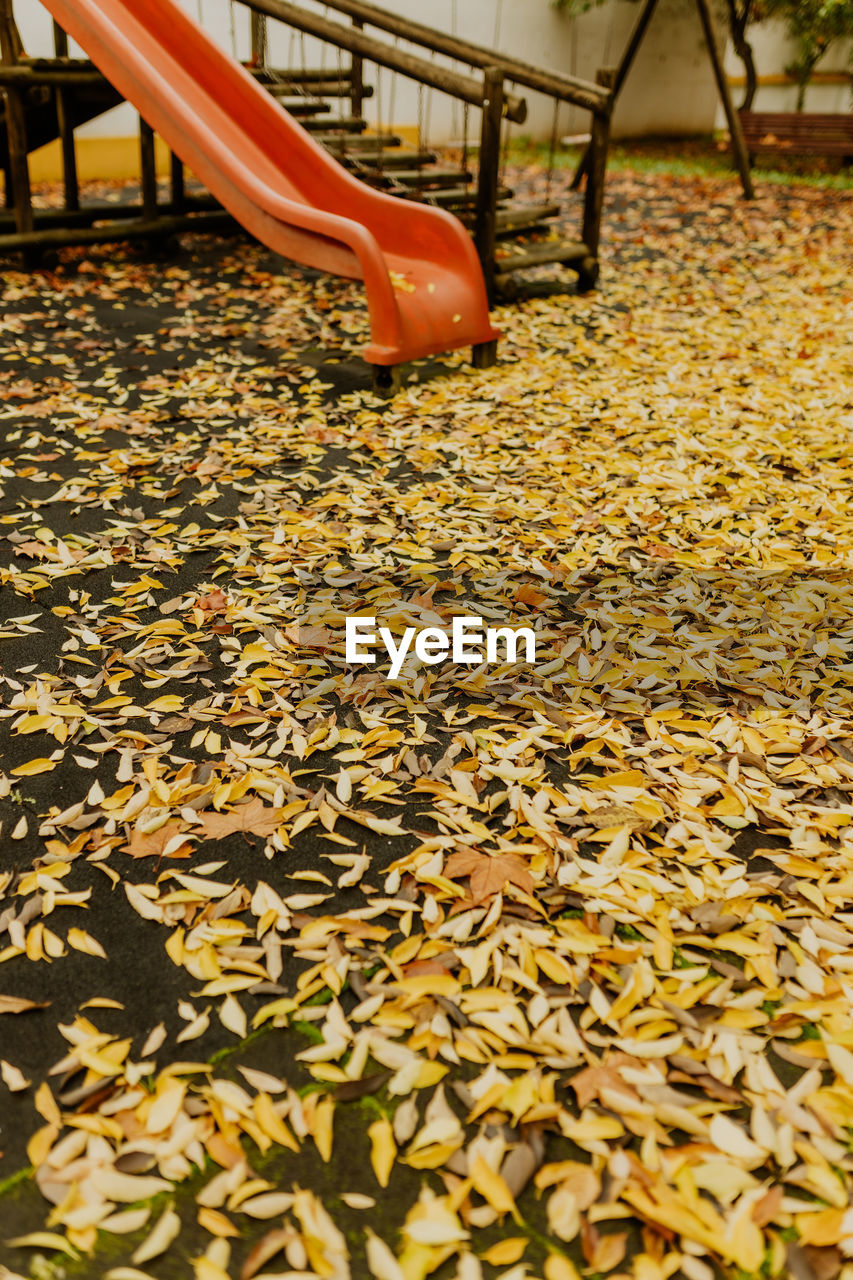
[[250, 12, 267, 67], [170, 151, 185, 210], [571, 0, 658, 190], [693, 0, 754, 199], [52, 19, 68, 56], [53, 21, 79, 211], [474, 66, 503, 308], [139, 117, 158, 220], [350, 17, 364, 120], [579, 69, 614, 291], [0, 0, 21, 58], [0, 0, 33, 238]]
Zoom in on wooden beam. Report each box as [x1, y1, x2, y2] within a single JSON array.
[[0, 194, 219, 230], [170, 151, 185, 211], [53, 19, 79, 212], [474, 67, 503, 307], [239, 0, 528, 122], [0, 0, 33, 238], [579, 68, 614, 290], [694, 0, 754, 199], [54, 87, 80, 211], [139, 118, 158, 221], [52, 20, 69, 57], [0, 66, 107, 84], [0, 210, 236, 254], [571, 0, 659, 190]]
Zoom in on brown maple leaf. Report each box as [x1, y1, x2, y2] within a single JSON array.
[[515, 583, 548, 608], [14, 541, 55, 560], [570, 1063, 640, 1109], [195, 589, 229, 614], [122, 820, 192, 860], [444, 848, 534, 905], [283, 624, 336, 650], [196, 797, 285, 841]]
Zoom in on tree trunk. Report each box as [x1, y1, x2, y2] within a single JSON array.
[[790, 45, 822, 112], [725, 0, 758, 111]]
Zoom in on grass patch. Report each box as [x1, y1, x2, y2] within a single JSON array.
[[0, 1165, 34, 1199], [505, 135, 853, 191]]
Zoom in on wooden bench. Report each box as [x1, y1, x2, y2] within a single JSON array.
[[738, 110, 853, 165]]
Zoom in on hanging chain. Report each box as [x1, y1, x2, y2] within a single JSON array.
[[336, 44, 345, 124], [387, 36, 399, 146], [493, 0, 504, 48], [320, 6, 329, 77], [603, 0, 616, 68], [449, 0, 458, 139], [546, 97, 559, 200], [375, 64, 383, 167], [499, 79, 513, 187], [461, 101, 470, 187], [417, 82, 425, 152], [423, 49, 437, 157]]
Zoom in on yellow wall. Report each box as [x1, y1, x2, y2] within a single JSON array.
[[27, 127, 422, 184], [29, 136, 174, 184]]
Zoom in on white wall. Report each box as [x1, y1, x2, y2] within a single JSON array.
[[13, 0, 852, 145]]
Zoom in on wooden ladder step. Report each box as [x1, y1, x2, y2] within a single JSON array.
[[252, 66, 355, 84], [423, 184, 513, 208], [366, 150, 438, 170], [496, 202, 561, 234], [318, 132, 405, 151], [306, 119, 377, 137], [385, 168, 472, 189], [261, 79, 373, 101], [495, 239, 590, 275], [269, 98, 332, 116]]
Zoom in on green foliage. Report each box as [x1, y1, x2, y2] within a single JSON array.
[[759, 0, 853, 108]]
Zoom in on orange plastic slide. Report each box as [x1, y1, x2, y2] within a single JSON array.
[[39, 0, 500, 367]]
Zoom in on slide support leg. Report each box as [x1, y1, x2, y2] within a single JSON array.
[[472, 339, 498, 369]]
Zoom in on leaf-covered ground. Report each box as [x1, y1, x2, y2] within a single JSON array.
[[0, 162, 852, 1280]]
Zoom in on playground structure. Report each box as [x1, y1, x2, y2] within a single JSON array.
[[0, 0, 618, 376]]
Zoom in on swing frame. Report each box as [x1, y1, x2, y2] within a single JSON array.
[[569, 0, 754, 199]]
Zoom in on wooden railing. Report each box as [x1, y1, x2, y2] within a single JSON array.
[[246, 0, 611, 116], [238, 0, 529, 123]]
